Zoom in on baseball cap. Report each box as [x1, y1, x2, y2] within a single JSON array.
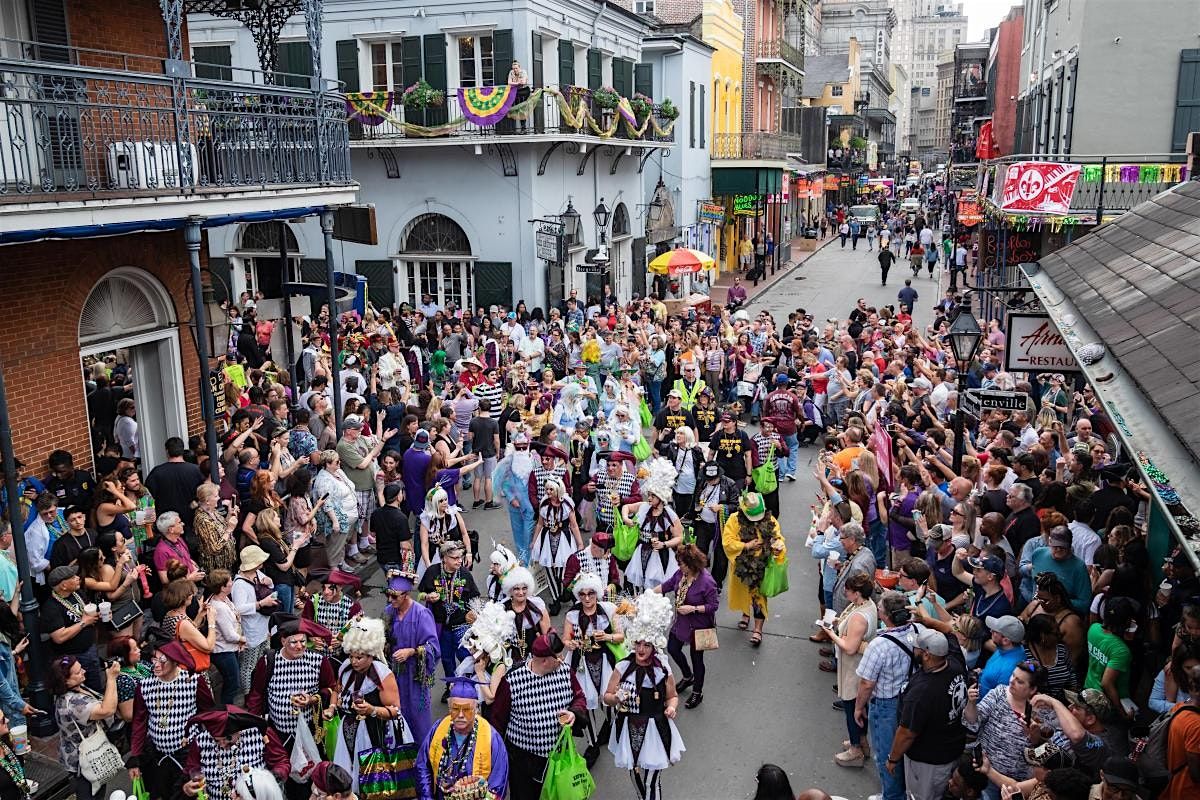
[[985, 614, 1025, 643], [1099, 756, 1142, 792], [702, 463, 722, 479], [1023, 740, 1075, 769], [343, 414, 365, 429], [667, 389, 683, 399], [926, 523, 951, 541], [412, 429, 431, 450], [967, 554, 1005, 577], [983, 364, 997, 374], [1048, 527, 1073, 548], [1064, 688, 1113, 720], [720, 411, 734, 422], [915, 627, 949, 656], [911, 377, 932, 391], [774, 373, 789, 384]]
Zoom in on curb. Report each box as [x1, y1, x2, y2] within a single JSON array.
[[742, 236, 838, 308]]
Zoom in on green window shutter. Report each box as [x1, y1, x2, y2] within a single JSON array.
[[1173, 50, 1200, 152], [587, 49, 602, 90], [493, 29, 513, 83], [193, 45, 232, 81], [335, 40, 360, 92], [558, 40, 575, 86], [276, 42, 313, 88], [423, 33, 447, 124], [613, 58, 632, 98], [531, 33, 544, 87], [401, 36, 422, 90], [699, 83, 705, 147], [355, 260, 395, 310], [635, 63, 653, 98], [300, 259, 326, 283], [473, 262, 514, 310]]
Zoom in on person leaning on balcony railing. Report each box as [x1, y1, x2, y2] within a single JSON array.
[[508, 60, 530, 131]]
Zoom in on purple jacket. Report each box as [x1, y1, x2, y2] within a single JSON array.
[[660, 569, 719, 643]]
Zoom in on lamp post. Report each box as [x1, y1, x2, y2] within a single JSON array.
[[593, 198, 611, 296], [948, 308, 984, 475]]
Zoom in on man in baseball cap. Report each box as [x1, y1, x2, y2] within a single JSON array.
[[978, 615, 1026, 697]]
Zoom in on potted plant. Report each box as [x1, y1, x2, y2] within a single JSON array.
[[402, 79, 445, 109], [657, 98, 679, 120], [591, 86, 620, 110], [630, 93, 654, 120], [849, 135, 868, 151]]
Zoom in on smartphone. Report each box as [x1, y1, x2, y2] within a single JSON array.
[[970, 742, 983, 768]]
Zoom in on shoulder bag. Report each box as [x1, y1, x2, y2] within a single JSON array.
[[73, 720, 124, 790]]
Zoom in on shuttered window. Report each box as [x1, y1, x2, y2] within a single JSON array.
[[587, 49, 602, 90], [559, 39, 575, 86], [336, 39, 361, 92], [193, 45, 232, 81], [1173, 50, 1200, 152], [613, 58, 633, 98], [275, 42, 313, 88], [634, 63, 653, 98]]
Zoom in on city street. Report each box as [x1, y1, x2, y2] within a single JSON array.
[[356, 240, 939, 800]]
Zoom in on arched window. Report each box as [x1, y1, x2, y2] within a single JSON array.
[[237, 222, 298, 253], [398, 213, 474, 310], [611, 203, 630, 237], [79, 268, 175, 346], [234, 222, 301, 299]]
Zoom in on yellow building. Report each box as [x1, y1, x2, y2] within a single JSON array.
[[801, 36, 861, 117], [701, 0, 745, 274]]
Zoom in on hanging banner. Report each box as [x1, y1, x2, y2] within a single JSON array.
[[697, 202, 725, 226], [794, 178, 809, 199], [998, 161, 1082, 215], [1005, 313, 1080, 373], [975, 120, 996, 160], [956, 197, 982, 226], [345, 91, 395, 126], [824, 175, 840, 191], [457, 85, 519, 125]]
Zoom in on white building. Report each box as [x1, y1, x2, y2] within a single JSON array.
[[893, 0, 967, 89], [189, 0, 682, 311]]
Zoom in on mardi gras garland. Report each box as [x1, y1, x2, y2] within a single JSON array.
[[732, 512, 778, 591]]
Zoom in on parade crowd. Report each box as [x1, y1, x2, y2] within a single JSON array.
[[0, 227, 1195, 800]]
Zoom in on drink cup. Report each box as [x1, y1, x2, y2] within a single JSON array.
[[135, 509, 146, 525], [99, 601, 112, 622], [826, 552, 840, 567], [822, 608, 837, 626], [83, 603, 98, 616], [10, 724, 28, 755]]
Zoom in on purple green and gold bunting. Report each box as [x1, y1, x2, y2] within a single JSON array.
[[457, 85, 518, 125], [345, 91, 395, 126]]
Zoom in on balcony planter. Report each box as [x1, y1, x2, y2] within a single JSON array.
[[401, 79, 445, 109]]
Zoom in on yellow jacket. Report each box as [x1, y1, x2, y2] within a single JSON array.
[[722, 514, 786, 616]]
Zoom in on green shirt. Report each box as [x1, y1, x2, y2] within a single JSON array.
[[336, 436, 377, 492], [1084, 622, 1131, 698]]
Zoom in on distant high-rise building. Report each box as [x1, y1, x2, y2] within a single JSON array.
[[893, 0, 967, 91]]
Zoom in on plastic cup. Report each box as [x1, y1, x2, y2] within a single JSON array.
[[135, 509, 146, 525], [83, 603, 98, 616], [99, 601, 112, 622], [10, 724, 27, 755], [822, 608, 837, 626]]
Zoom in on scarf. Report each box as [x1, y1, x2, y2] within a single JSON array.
[[427, 716, 493, 789]]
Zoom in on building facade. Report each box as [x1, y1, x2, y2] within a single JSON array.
[[892, 1, 967, 90], [987, 5, 1023, 157], [935, 50, 955, 158], [1017, 0, 1200, 155]]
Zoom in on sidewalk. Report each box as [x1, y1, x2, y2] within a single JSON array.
[[710, 234, 838, 307]]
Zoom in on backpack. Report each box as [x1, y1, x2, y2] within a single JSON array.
[[1136, 703, 1200, 787]]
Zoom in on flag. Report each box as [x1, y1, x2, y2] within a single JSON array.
[[870, 420, 894, 493]]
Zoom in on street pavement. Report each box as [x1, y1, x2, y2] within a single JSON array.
[[355, 241, 941, 799]]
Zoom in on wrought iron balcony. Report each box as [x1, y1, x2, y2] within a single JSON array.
[[0, 40, 352, 203], [711, 131, 802, 161], [755, 39, 804, 75], [349, 86, 675, 145]]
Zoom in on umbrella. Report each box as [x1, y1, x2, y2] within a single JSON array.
[[648, 247, 715, 276]]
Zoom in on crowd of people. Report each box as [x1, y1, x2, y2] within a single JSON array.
[[0, 222, 1196, 800]]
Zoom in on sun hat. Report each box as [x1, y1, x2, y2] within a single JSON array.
[[239, 545, 270, 572], [739, 492, 767, 521]]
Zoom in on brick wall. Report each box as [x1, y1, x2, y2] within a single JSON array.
[[67, 0, 181, 65], [0, 232, 205, 475]]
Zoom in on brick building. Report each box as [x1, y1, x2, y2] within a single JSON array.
[[987, 5, 1024, 156], [0, 0, 356, 476]]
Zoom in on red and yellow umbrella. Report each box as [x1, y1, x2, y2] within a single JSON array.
[[648, 247, 715, 276]]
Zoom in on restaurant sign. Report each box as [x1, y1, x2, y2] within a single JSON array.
[[698, 202, 725, 226], [733, 195, 760, 216], [1005, 313, 1080, 373]]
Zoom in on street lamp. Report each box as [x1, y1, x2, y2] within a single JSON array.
[[593, 198, 611, 231], [948, 308, 984, 475], [561, 199, 580, 245]]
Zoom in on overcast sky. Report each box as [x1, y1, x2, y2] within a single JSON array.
[[961, 0, 1022, 41]]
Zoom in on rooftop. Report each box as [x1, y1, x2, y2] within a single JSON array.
[[800, 54, 850, 98]]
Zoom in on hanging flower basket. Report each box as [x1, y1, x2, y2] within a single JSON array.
[[631, 93, 654, 121], [402, 79, 445, 108], [592, 86, 620, 110], [657, 98, 679, 121]]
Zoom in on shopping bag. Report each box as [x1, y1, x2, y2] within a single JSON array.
[[751, 445, 777, 494], [323, 714, 342, 761], [605, 638, 630, 662], [632, 435, 652, 462], [358, 741, 419, 800], [131, 775, 150, 800], [290, 717, 322, 781], [638, 396, 653, 428], [612, 515, 639, 562], [759, 556, 790, 598], [539, 727, 596, 800]]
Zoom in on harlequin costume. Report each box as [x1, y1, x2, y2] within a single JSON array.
[[299, 569, 364, 658], [415, 678, 509, 800], [563, 572, 623, 765], [561, 532, 621, 603], [526, 445, 571, 508], [500, 567, 548, 666], [624, 459, 682, 592], [183, 707, 289, 800], [530, 477, 580, 614]]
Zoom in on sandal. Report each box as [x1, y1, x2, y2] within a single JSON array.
[[737, 616, 751, 631], [750, 631, 763, 647]]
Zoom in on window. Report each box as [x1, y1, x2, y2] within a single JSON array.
[[831, 84, 844, 96], [275, 41, 313, 89], [370, 41, 406, 91], [634, 0, 654, 12], [458, 34, 494, 87], [193, 45, 232, 81]]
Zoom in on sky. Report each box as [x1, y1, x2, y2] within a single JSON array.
[[960, 0, 1021, 41]]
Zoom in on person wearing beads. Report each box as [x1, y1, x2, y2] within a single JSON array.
[[621, 458, 684, 592], [561, 532, 621, 604], [182, 707, 290, 800], [531, 476, 584, 616], [129, 640, 217, 800], [298, 568, 364, 660], [0, 710, 29, 800], [562, 571, 626, 766], [384, 571, 441, 749], [415, 677, 510, 800], [418, 541, 481, 699], [655, 544, 719, 711], [244, 615, 338, 800], [602, 590, 685, 800], [329, 617, 413, 794], [501, 566, 551, 666], [418, 487, 472, 581], [589, 452, 641, 535], [485, 543, 518, 603]]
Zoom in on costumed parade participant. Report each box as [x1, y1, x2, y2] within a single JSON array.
[[182, 707, 290, 800], [309, 761, 355, 800], [415, 677, 509, 800], [621, 458, 684, 591], [602, 590, 684, 800], [561, 531, 621, 602], [384, 571, 440, 747], [589, 452, 640, 535], [484, 543, 517, 604], [722, 491, 788, 647], [561, 571, 625, 766], [457, 600, 517, 707], [691, 462, 737, 592], [330, 617, 412, 795], [299, 568, 364, 659], [655, 544, 719, 710], [490, 633, 586, 800], [417, 487, 472, 580], [493, 432, 537, 564], [417, 541, 481, 697], [527, 445, 570, 508], [530, 476, 583, 616], [244, 615, 337, 800], [129, 640, 217, 800], [500, 566, 550, 665]]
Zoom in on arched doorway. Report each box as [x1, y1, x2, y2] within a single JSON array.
[[233, 222, 301, 300], [608, 202, 632, 303], [396, 213, 474, 310], [79, 268, 186, 473]]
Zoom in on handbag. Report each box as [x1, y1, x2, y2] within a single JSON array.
[[631, 435, 652, 462], [611, 515, 639, 562], [760, 555, 790, 599], [108, 596, 142, 631], [751, 444, 777, 494], [357, 726, 419, 800], [736, 380, 757, 397], [73, 720, 124, 790], [539, 726, 595, 800], [176, 624, 211, 673], [693, 628, 720, 651], [131, 775, 150, 800]]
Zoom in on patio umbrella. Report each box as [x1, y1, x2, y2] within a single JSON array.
[[648, 247, 715, 276]]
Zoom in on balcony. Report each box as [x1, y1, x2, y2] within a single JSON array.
[[755, 39, 804, 77], [983, 153, 1190, 217], [349, 86, 675, 147], [0, 40, 353, 217], [711, 132, 802, 162]]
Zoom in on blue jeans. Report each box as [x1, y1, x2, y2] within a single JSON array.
[[0, 645, 24, 726], [648, 380, 663, 414], [843, 695, 864, 747], [868, 518, 888, 572], [460, 439, 473, 490], [275, 583, 295, 616], [869, 695, 905, 800], [782, 432, 799, 477], [438, 624, 468, 678], [212, 651, 241, 705], [507, 497, 535, 564]]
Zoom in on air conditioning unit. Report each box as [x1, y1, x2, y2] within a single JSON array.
[[105, 141, 198, 190]]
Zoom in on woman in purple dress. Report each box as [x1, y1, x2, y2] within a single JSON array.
[[655, 544, 719, 709], [384, 572, 441, 746]]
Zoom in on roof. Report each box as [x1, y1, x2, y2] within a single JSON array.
[[800, 54, 850, 99], [1035, 180, 1200, 465]]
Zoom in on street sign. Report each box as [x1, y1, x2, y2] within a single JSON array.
[[575, 263, 604, 274], [535, 230, 558, 261], [963, 389, 1030, 416]]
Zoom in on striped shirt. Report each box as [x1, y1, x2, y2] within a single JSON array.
[[473, 382, 504, 415], [965, 685, 1056, 782], [856, 624, 918, 700]]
